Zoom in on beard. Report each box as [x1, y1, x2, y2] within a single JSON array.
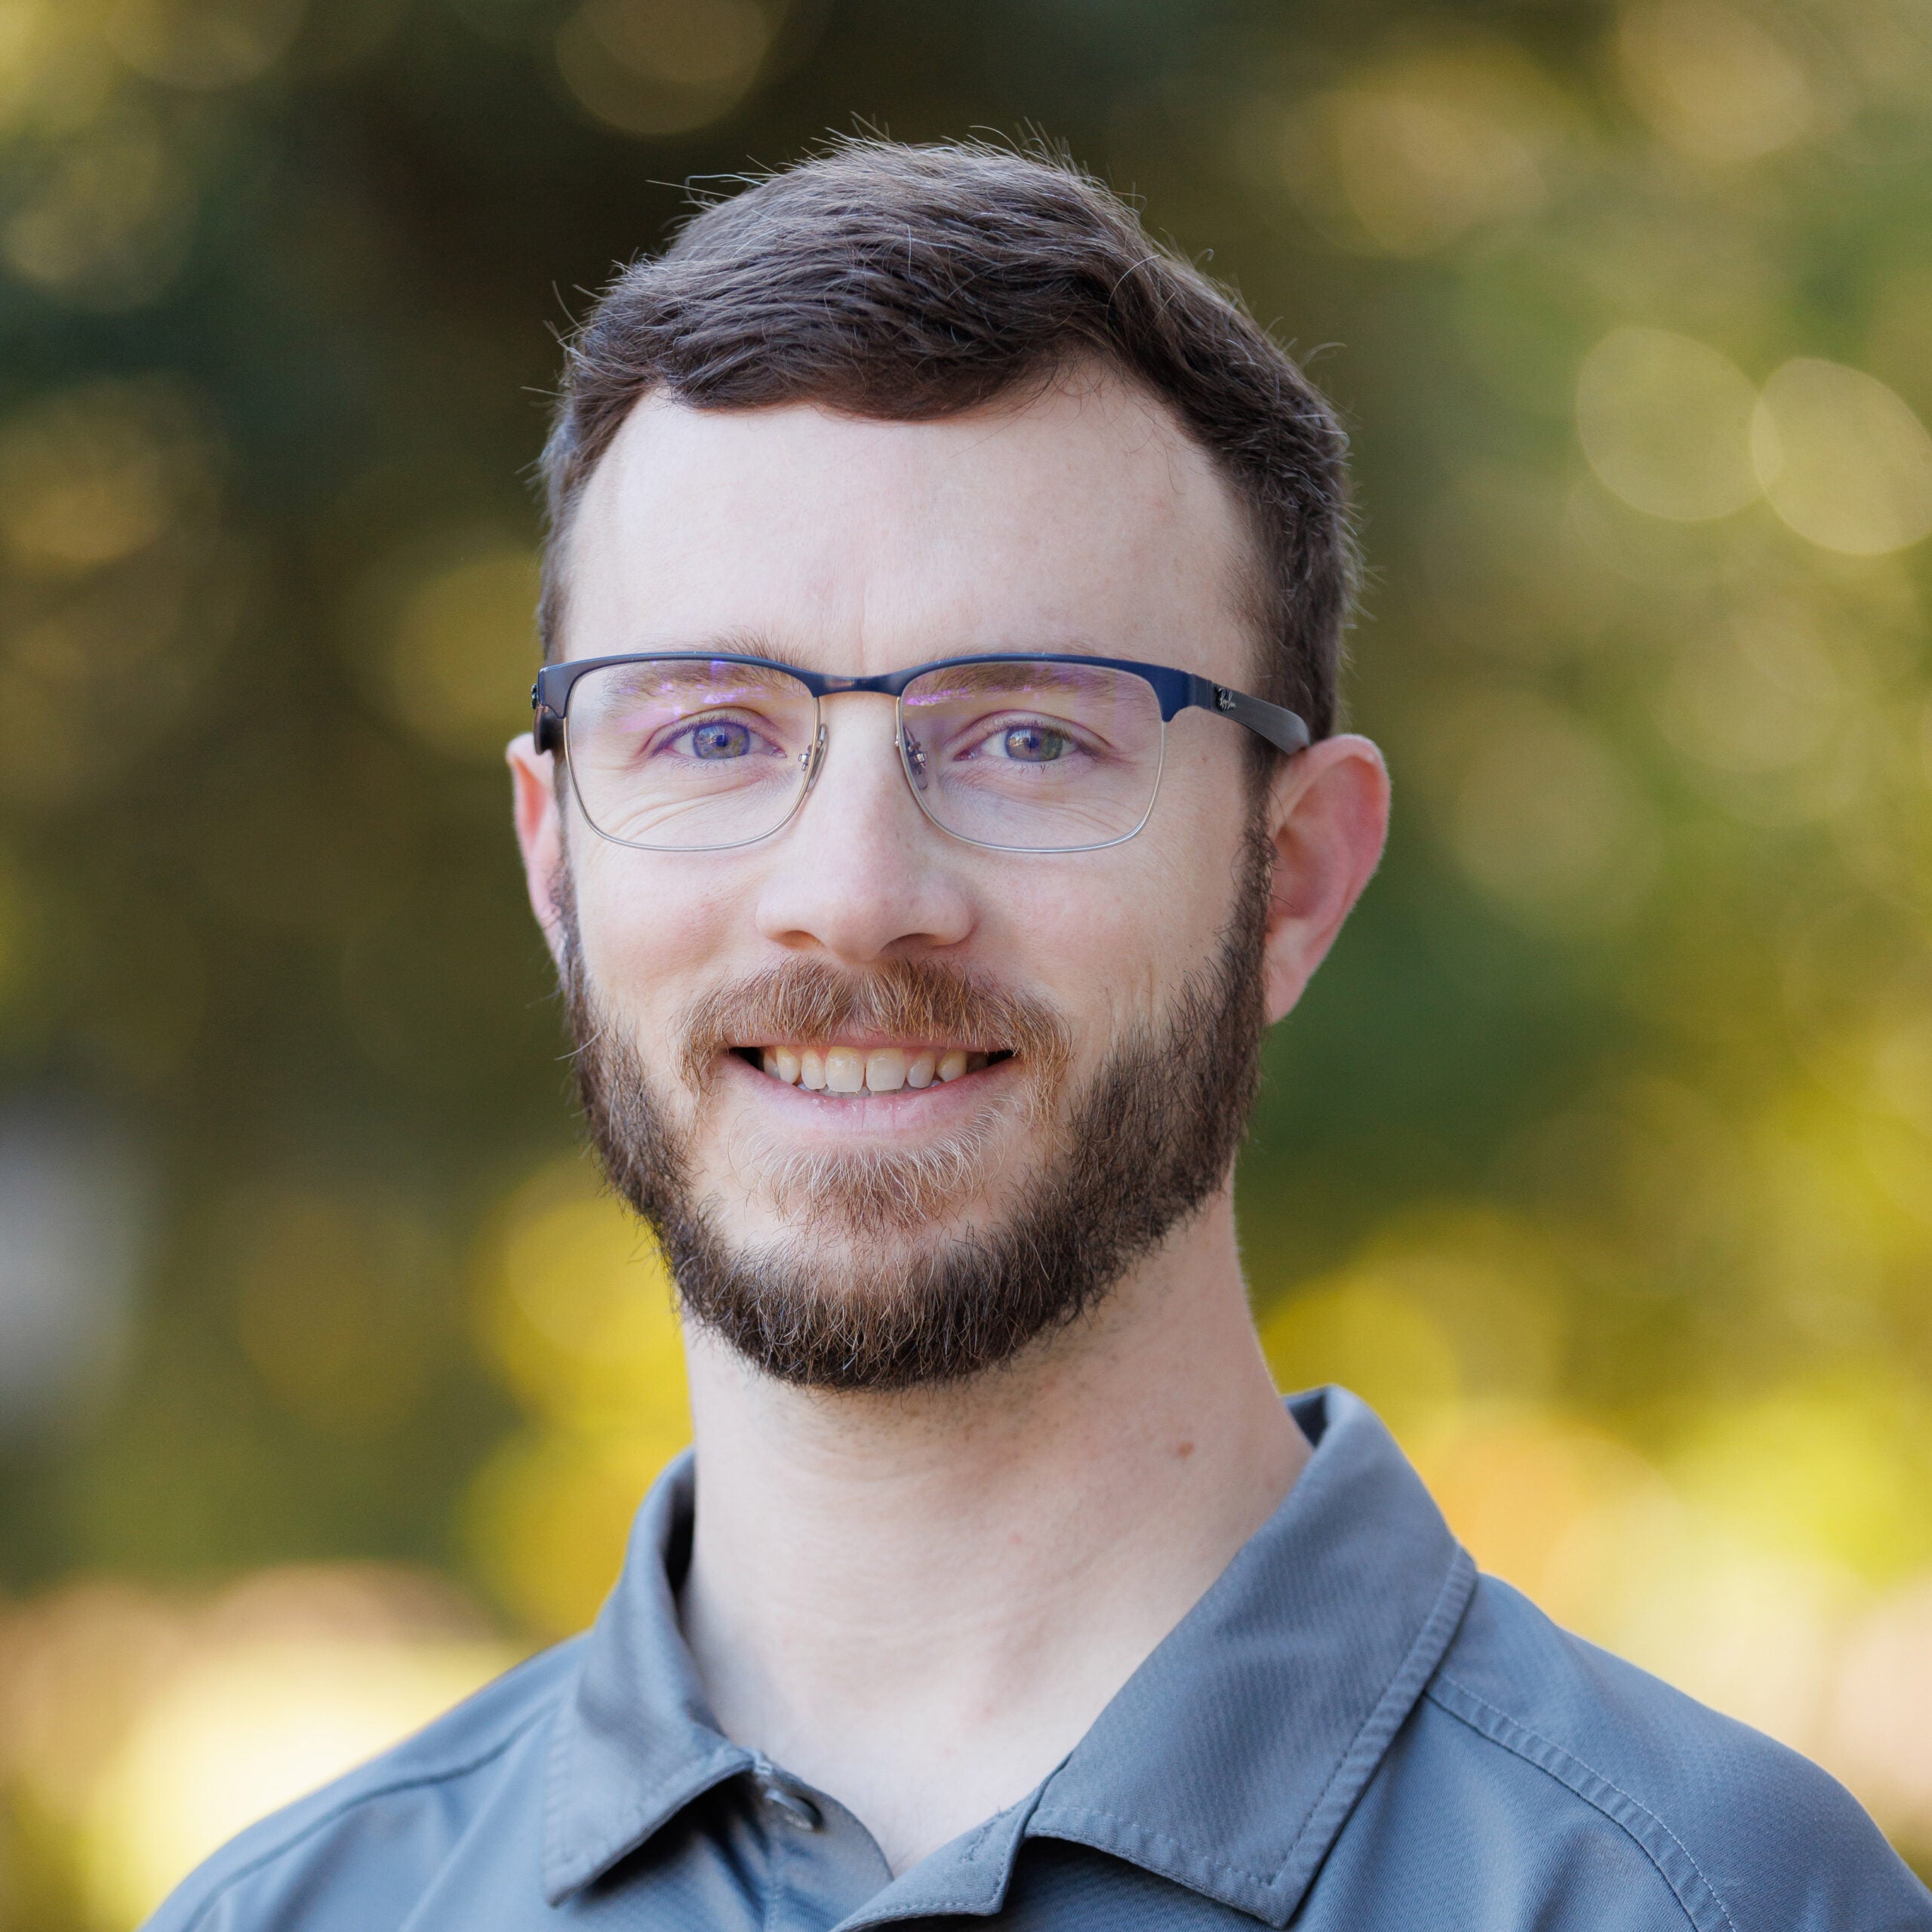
[[558, 833, 1274, 1392]]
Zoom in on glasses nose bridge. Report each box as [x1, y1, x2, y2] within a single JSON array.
[[798, 685, 920, 813]]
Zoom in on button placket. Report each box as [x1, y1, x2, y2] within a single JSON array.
[[746, 1758, 888, 1932]]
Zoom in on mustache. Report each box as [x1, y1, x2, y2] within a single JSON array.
[[675, 958, 1072, 1093]]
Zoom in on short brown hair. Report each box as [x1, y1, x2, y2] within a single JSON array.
[[539, 139, 1355, 737]]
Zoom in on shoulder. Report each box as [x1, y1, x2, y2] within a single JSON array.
[[1392, 1575, 1930, 1931], [141, 1637, 583, 1932]]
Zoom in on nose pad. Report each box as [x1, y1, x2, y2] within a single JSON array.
[[898, 727, 929, 793], [799, 724, 827, 792]]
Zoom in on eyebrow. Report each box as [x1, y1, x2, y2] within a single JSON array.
[[600, 653, 810, 695], [901, 663, 1125, 703]]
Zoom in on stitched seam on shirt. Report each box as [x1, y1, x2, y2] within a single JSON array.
[[170, 1702, 555, 1932], [836, 1791, 1041, 1923], [1427, 1674, 1739, 1932], [847, 1893, 1016, 1923], [843, 1903, 998, 1925], [1266, 1543, 1478, 1888], [1026, 1547, 1478, 1912], [1033, 1803, 1271, 1887]]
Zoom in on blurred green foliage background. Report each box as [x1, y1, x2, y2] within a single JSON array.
[[2, 0, 1931, 1920]]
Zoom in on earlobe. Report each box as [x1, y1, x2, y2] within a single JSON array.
[[1261, 734, 1391, 1024], [507, 732, 569, 968]]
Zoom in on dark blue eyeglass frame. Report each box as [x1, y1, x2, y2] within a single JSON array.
[[531, 651, 1312, 759]]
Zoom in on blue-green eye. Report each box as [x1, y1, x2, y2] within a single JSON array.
[[1001, 724, 1073, 762], [688, 720, 752, 759]]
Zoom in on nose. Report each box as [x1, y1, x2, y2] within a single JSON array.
[[752, 694, 977, 965]]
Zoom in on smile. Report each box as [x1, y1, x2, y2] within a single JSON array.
[[740, 1044, 1004, 1094]]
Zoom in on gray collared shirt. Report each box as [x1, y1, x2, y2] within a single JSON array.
[[148, 1389, 1930, 1930]]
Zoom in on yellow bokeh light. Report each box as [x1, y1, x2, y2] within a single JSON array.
[[476, 1158, 687, 1432], [0, 1, 118, 139], [1261, 1278, 1460, 1442], [1829, 1577, 1932, 1850], [0, 537, 248, 807], [1616, 0, 1814, 165], [379, 538, 540, 759], [1661, 600, 1841, 776], [0, 377, 215, 574], [1576, 327, 1761, 521], [0, 1566, 512, 1931], [2, 107, 198, 310], [1416, 1409, 1666, 1621], [0, 372, 242, 804], [466, 1159, 691, 1635], [1611, 1530, 1858, 1750], [81, 1634, 509, 1927], [0, 1580, 188, 1823], [1263, 1209, 1573, 1438], [466, 1423, 686, 1638], [554, 0, 779, 137], [1446, 690, 1659, 933], [1870, 1010, 1932, 1138], [1327, 91, 1542, 254], [0, 840, 31, 1014], [1672, 1380, 1932, 1586], [1280, 49, 1563, 257], [1752, 358, 1932, 555], [104, 0, 308, 91]]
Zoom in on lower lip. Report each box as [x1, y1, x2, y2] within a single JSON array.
[[718, 1051, 1014, 1134]]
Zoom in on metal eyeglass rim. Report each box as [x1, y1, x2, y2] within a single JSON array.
[[530, 650, 1314, 854]]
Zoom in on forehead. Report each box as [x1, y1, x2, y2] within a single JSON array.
[[561, 370, 1257, 680]]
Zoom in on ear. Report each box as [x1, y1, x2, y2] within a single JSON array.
[[1261, 734, 1390, 1024], [507, 732, 568, 968]]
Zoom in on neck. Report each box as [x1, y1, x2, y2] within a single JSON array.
[[675, 1193, 1307, 1875]]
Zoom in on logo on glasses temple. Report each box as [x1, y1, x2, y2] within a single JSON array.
[[1216, 688, 1236, 712]]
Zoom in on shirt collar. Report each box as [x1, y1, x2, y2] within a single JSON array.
[[541, 1458, 755, 1902], [1021, 1389, 1475, 1924], [543, 1388, 1475, 1924]]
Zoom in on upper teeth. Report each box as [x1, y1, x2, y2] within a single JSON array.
[[759, 1046, 989, 1092]]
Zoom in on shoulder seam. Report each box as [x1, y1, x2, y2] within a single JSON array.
[[1426, 1672, 1740, 1932], [167, 1699, 555, 1932]]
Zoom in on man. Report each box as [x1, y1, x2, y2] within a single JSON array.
[[150, 141, 1928, 1930]]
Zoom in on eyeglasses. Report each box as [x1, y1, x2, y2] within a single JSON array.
[[531, 651, 1311, 854]]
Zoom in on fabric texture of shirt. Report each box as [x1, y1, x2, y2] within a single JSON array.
[[146, 1388, 1932, 1931]]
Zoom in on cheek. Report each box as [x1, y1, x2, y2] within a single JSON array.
[[986, 836, 1235, 1041], [571, 847, 743, 1017], [1119, 827, 1253, 1014]]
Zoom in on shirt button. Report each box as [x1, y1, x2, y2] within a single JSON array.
[[764, 1784, 821, 1831]]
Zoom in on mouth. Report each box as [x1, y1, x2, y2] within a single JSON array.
[[733, 1044, 1011, 1094]]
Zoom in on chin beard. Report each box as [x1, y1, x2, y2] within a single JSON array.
[[557, 832, 1272, 1392]]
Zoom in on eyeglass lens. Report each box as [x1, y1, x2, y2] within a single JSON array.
[[897, 660, 1163, 849], [563, 657, 1165, 852]]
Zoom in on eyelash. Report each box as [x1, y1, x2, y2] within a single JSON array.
[[955, 713, 1091, 760], [659, 714, 781, 758]]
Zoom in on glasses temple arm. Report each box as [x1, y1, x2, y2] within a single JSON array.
[[1187, 677, 1312, 757]]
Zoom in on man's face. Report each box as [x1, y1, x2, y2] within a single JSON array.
[[514, 371, 1278, 1386]]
